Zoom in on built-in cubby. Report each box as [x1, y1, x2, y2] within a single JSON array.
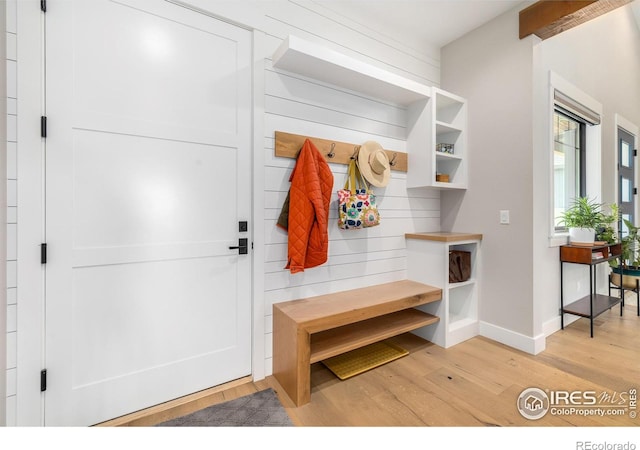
[[407, 87, 468, 189], [449, 284, 476, 330], [271, 35, 468, 190], [405, 232, 481, 348]]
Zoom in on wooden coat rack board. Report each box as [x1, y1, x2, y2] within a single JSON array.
[[274, 131, 408, 172]]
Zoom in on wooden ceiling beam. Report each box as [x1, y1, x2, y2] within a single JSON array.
[[519, 0, 632, 40]]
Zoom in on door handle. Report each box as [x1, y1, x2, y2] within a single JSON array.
[[229, 238, 248, 255]]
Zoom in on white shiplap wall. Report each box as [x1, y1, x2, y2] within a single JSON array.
[[7, 0, 443, 423], [5, 0, 16, 426], [261, 43, 441, 372]]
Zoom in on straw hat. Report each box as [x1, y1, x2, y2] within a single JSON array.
[[358, 141, 390, 187]]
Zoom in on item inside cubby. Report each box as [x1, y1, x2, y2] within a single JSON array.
[[436, 158, 461, 183], [436, 143, 454, 154]]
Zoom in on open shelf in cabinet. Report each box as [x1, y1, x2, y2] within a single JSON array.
[[407, 88, 468, 189], [434, 88, 466, 188], [436, 121, 463, 135], [449, 282, 476, 328], [435, 90, 466, 125], [436, 151, 463, 161], [448, 317, 477, 333], [449, 278, 476, 289]]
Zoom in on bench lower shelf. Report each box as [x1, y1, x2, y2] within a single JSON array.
[[310, 309, 438, 363]]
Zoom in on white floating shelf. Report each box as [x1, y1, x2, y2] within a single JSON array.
[[272, 35, 431, 106], [435, 121, 463, 134], [433, 182, 466, 190], [448, 278, 476, 289], [436, 152, 463, 161]]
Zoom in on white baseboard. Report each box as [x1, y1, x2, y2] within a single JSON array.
[[542, 314, 580, 337], [479, 321, 546, 355]]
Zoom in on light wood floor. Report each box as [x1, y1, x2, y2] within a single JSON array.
[[112, 304, 639, 427]]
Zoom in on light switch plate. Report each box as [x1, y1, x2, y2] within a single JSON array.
[[500, 210, 510, 225]]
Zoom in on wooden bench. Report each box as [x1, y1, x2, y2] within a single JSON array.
[[272, 279, 442, 406]]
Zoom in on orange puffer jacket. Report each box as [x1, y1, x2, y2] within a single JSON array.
[[285, 139, 334, 273]]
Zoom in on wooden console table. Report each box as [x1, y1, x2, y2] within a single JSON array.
[[560, 242, 623, 337]]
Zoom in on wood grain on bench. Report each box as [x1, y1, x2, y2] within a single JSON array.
[[273, 280, 442, 406]]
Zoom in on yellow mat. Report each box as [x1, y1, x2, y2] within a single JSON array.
[[322, 341, 409, 380]]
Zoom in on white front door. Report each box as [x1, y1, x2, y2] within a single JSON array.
[[44, 0, 252, 426]]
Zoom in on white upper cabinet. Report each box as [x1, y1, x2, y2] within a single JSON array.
[[272, 36, 468, 190], [407, 88, 468, 189]]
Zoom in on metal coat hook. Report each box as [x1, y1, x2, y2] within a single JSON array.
[[389, 152, 398, 167], [350, 145, 360, 160], [327, 143, 336, 158]]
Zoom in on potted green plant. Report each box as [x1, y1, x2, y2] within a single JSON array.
[[610, 218, 640, 289], [595, 202, 619, 244], [560, 196, 612, 245]]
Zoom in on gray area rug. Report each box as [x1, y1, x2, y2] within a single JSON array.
[[156, 388, 293, 427]]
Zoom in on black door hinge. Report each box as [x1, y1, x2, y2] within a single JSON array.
[[41, 243, 47, 264], [634, 188, 638, 195], [41, 369, 47, 392], [635, 149, 638, 157], [41, 0, 46, 13], [41, 116, 47, 138]]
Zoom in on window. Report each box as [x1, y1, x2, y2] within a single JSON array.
[[553, 109, 586, 231], [550, 81, 601, 238], [548, 73, 603, 245]]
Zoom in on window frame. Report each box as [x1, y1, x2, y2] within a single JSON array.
[[553, 107, 587, 233], [548, 72, 603, 247]]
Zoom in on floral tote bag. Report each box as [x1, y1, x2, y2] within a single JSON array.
[[337, 159, 380, 229]]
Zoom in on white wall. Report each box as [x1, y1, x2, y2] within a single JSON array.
[[0, 0, 7, 428], [9, 0, 444, 424], [440, 3, 640, 352], [440, 6, 539, 351], [533, 5, 640, 335]]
